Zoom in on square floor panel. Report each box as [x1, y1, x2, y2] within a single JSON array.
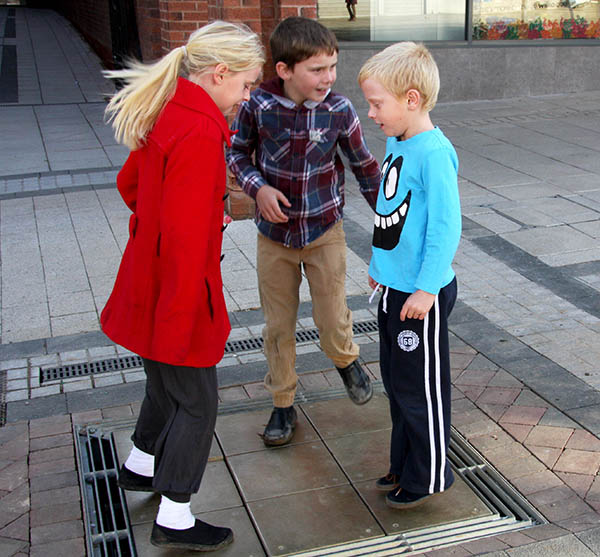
[[300, 394, 391, 439], [216, 407, 319, 456], [227, 442, 347, 502], [132, 506, 265, 557], [125, 459, 241, 525], [248, 485, 383, 556], [325, 428, 391, 482], [355, 474, 494, 534]]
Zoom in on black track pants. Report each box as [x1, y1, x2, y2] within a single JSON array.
[[131, 358, 218, 498], [378, 278, 457, 494]]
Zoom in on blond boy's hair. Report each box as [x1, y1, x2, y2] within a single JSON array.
[[358, 42, 440, 112], [104, 21, 265, 150]]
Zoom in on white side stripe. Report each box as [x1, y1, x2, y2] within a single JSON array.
[[423, 312, 436, 494], [434, 296, 446, 491]]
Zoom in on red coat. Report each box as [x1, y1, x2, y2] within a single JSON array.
[[101, 78, 232, 367]]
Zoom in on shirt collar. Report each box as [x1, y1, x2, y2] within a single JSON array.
[[259, 77, 330, 111], [170, 77, 235, 146]]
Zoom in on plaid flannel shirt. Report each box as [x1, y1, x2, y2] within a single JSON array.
[[227, 78, 381, 248]]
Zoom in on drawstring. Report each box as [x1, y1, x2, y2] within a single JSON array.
[[368, 283, 389, 314], [368, 282, 380, 304]]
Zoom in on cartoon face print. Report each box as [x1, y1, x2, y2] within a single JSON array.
[[373, 154, 411, 251]]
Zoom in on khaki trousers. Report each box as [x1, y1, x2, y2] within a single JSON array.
[[257, 220, 359, 407]]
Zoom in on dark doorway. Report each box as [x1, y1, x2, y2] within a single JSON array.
[[108, 0, 142, 70]]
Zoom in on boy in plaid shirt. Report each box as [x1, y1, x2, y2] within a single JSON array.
[[227, 17, 381, 446]]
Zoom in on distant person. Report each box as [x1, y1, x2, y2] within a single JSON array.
[[227, 17, 381, 447], [101, 21, 264, 551], [359, 42, 461, 509], [346, 0, 357, 21]]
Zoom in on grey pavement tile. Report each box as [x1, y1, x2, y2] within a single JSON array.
[[501, 227, 598, 258], [506, 534, 596, 556], [6, 394, 67, 423]]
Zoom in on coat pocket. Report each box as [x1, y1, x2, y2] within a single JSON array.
[[205, 278, 214, 321]]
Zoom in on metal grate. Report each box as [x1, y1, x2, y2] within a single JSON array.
[[40, 320, 380, 383], [75, 426, 137, 557], [40, 356, 143, 384]]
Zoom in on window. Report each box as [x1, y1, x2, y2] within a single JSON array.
[[473, 0, 600, 40], [317, 0, 600, 41]]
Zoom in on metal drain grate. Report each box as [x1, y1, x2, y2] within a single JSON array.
[[224, 319, 378, 354], [40, 356, 143, 384], [40, 320, 379, 383], [75, 425, 137, 557]]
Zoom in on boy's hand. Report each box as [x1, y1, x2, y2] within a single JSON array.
[[256, 185, 291, 223], [368, 275, 379, 290], [400, 290, 435, 321]]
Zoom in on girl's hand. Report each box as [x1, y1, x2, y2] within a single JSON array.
[[400, 290, 435, 321]]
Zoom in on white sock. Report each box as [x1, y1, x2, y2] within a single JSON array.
[[156, 496, 195, 530], [124, 446, 154, 477]]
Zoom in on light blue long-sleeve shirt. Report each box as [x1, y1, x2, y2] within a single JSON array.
[[369, 127, 461, 295]]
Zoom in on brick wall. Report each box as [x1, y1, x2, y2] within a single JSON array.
[[54, 0, 112, 66], [136, 0, 162, 60]]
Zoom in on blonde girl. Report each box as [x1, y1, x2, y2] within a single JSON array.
[[101, 21, 264, 552]]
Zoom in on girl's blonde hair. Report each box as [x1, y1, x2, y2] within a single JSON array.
[[104, 20, 265, 150], [358, 42, 440, 113]]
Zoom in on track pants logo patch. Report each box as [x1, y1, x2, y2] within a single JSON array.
[[397, 330, 419, 352]]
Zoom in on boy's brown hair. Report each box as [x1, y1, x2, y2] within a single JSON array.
[[270, 17, 338, 69]]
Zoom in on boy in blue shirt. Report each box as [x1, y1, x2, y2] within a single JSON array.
[[358, 42, 461, 508]]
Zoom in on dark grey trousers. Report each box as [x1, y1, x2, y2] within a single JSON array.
[[131, 358, 218, 501]]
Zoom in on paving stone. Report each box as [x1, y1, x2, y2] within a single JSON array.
[[505, 534, 596, 556], [537, 496, 594, 523], [0, 460, 27, 492], [0, 483, 30, 529], [555, 472, 594, 500], [459, 536, 510, 554], [523, 523, 568, 541], [101, 404, 133, 419], [500, 406, 547, 426], [29, 432, 72, 452], [0, 433, 29, 461], [510, 470, 564, 496], [30, 485, 80, 509], [0, 513, 29, 541], [527, 445, 562, 468], [243, 382, 270, 400], [0, 537, 28, 556], [553, 449, 600, 475], [218, 386, 249, 403], [29, 457, 75, 479], [585, 475, 600, 502], [527, 485, 578, 507], [478, 402, 510, 421], [29, 445, 74, 465], [30, 519, 83, 545], [29, 537, 85, 557], [524, 425, 574, 449], [29, 415, 71, 439], [496, 531, 536, 548], [577, 526, 600, 555], [478, 387, 521, 406], [566, 430, 600, 452], [29, 470, 78, 493], [555, 511, 600, 534]]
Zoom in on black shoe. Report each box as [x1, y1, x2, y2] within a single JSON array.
[[336, 360, 373, 405], [151, 520, 233, 551], [118, 465, 154, 492], [386, 487, 431, 509], [262, 406, 297, 447], [375, 473, 400, 492]]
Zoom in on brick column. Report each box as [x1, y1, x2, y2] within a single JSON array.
[[158, 0, 210, 52], [136, 0, 162, 60]]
